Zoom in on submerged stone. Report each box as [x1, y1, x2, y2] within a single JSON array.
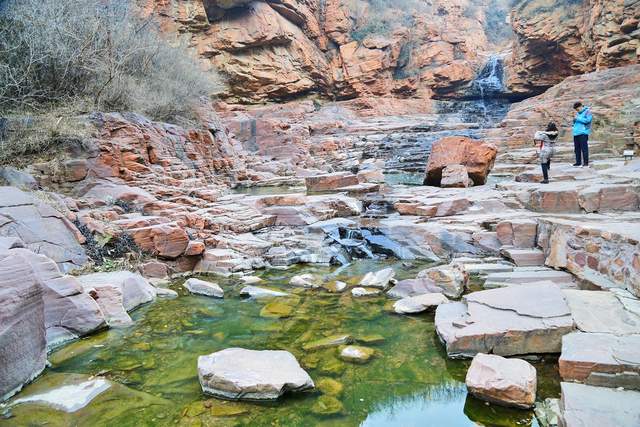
[[303, 334, 353, 351], [339, 345, 375, 363], [11, 378, 111, 413], [351, 287, 381, 297], [260, 301, 294, 318], [311, 395, 344, 416], [317, 378, 344, 396], [240, 285, 288, 298], [197, 348, 314, 400]]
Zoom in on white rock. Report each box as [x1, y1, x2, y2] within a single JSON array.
[[183, 278, 224, 298], [289, 274, 320, 288], [12, 378, 111, 412], [240, 275, 262, 284], [351, 287, 381, 297], [359, 268, 395, 289], [393, 293, 449, 314], [198, 348, 314, 400], [240, 286, 288, 298]]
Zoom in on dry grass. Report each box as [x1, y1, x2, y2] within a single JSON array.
[[0, 0, 222, 123], [0, 109, 90, 166]]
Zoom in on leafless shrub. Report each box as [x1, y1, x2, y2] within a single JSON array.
[[0, 0, 221, 122]]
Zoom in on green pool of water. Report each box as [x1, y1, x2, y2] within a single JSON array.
[[3, 260, 560, 426]]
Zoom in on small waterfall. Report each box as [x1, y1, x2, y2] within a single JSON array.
[[471, 55, 506, 123]]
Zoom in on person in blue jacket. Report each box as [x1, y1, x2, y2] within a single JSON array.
[[572, 101, 592, 167]]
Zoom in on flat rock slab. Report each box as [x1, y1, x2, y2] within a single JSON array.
[[559, 332, 640, 390], [484, 269, 575, 289], [183, 278, 224, 298], [305, 172, 359, 192], [465, 353, 537, 409], [435, 283, 575, 358], [12, 378, 111, 412], [563, 290, 640, 335], [394, 293, 449, 314], [197, 348, 314, 401], [559, 382, 640, 427]]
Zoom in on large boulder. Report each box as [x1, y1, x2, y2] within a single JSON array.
[[197, 348, 314, 400], [9, 249, 105, 348], [423, 137, 497, 187], [435, 283, 575, 358], [76, 271, 156, 312], [416, 264, 467, 298], [0, 187, 86, 272], [465, 353, 537, 409], [0, 251, 46, 401]]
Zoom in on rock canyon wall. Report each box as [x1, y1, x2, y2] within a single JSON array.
[[145, 0, 639, 105]]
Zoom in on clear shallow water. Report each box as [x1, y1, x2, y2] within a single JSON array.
[[3, 261, 559, 426]]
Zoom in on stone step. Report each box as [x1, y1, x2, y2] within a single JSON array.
[[499, 247, 546, 267], [558, 383, 640, 427], [559, 332, 640, 390], [460, 263, 515, 277], [484, 269, 576, 289]]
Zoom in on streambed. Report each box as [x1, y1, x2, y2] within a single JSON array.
[[3, 260, 560, 426]]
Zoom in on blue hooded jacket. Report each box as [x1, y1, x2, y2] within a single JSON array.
[[573, 107, 592, 136]]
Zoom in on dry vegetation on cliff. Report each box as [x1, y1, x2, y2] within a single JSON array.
[[0, 0, 220, 134]]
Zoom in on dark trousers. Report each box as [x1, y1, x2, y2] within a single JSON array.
[[574, 134, 589, 165], [541, 162, 549, 181]]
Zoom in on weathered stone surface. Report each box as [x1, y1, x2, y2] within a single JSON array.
[[440, 164, 471, 188], [558, 382, 640, 427], [435, 283, 575, 358], [539, 219, 640, 298], [0, 187, 86, 272], [197, 348, 314, 400], [0, 251, 46, 401], [563, 290, 640, 335], [424, 137, 497, 187], [183, 278, 224, 298], [559, 332, 640, 390], [77, 271, 156, 312], [305, 172, 359, 192], [303, 334, 353, 351], [393, 293, 449, 314], [91, 285, 132, 327], [8, 249, 105, 348], [484, 269, 576, 289], [500, 248, 545, 267], [416, 264, 467, 298], [387, 278, 445, 299], [496, 219, 538, 248], [465, 353, 537, 409], [126, 223, 190, 259]]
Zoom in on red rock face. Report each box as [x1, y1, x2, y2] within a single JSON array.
[[491, 64, 640, 148], [424, 137, 498, 186], [506, 0, 640, 97], [144, 0, 507, 103]]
